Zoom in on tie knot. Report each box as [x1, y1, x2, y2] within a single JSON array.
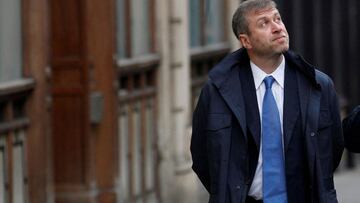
[[264, 76, 275, 89]]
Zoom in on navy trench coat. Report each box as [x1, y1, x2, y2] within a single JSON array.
[[191, 48, 344, 203]]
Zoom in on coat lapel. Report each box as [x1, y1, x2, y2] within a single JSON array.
[[283, 64, 300, 151], [239, 65, 261, 150], [209, 49, 250, 142], [217, 66, 248, 142]]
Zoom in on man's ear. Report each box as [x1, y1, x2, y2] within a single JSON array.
[[239, 34, 252, 49]]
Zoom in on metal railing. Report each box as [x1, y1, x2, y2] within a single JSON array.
[[0, 78, 34, 203], [117, 56, 160, 203]]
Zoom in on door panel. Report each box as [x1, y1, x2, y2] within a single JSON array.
[[49, 0, 89, 190]]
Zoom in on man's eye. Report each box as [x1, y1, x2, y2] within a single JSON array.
[[275, 17, 282, 23], [260, 21, 267, 27]]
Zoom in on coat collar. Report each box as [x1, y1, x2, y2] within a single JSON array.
[[208, 48, 321, 150], [209, 48, 320, 90]]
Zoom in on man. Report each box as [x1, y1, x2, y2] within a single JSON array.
[[190, 0, 344, 203], [343, 105, 360, 152]]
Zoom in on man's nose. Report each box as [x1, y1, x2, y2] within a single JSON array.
[[271, 21, 282, 32]]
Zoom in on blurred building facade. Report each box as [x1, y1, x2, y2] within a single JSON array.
[[0, 0, 239, 202], [0, 0, 359, 203]]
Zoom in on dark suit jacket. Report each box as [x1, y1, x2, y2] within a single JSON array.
[[190, 48, 344, 203], [343, 105, 360, 152]]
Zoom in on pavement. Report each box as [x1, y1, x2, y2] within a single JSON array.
[[335, 167, 360, 203], [335, 153, 360, 203]]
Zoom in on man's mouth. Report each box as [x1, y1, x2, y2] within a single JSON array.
[[273, 36, 286, 41]]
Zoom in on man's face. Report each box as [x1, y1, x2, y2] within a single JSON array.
[[240, 7, 289, 57]]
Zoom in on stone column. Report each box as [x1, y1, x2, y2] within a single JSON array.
[[169, 0, 191, 173], [156, 0, 174, 201]]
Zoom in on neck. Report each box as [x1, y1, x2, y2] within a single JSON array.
[[248, 53, 284, 74]]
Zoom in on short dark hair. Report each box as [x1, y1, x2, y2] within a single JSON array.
[[232, 0, 277, 39]]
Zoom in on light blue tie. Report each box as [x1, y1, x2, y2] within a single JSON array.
[[262, 76, 288, 203]]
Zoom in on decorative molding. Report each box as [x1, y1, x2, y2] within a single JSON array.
[[0, 78, 35, 99]]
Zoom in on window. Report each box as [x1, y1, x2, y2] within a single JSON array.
[[189, 0, 226, 48], [116, 0, 159, 202], [0, 0, 22, 82], [189, 0, 230, 108], [117, 0, 155, 59], [189, 0, 201, 47], [0, 1, 33, 202]]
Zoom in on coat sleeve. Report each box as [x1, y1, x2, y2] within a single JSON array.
[[190, 87, 211, 193], [343, 105, 360, 153], [327, 78, 345, 170]]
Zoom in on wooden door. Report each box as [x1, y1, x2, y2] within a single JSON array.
[[49, 0, 90, 202]]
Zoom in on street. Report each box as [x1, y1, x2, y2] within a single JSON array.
[[335, 166, 360, 203]]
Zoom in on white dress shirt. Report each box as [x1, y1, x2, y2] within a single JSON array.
[[247, 56, 285, 200]]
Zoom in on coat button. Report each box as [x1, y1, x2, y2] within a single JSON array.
[[310, 132, 316, 137], [236, 185, 241, 189]]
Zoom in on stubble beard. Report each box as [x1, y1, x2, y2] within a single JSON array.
[[253, 44, 288, 58], [248, 34, 290, 58], [270, 37, 290, 56]]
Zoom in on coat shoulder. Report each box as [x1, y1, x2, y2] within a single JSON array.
[[314, 69, 334, 89]]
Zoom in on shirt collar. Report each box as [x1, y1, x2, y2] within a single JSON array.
[[250, 55, 285, 90]]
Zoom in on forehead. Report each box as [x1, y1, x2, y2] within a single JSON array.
[[248, 7, 279, 19]]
